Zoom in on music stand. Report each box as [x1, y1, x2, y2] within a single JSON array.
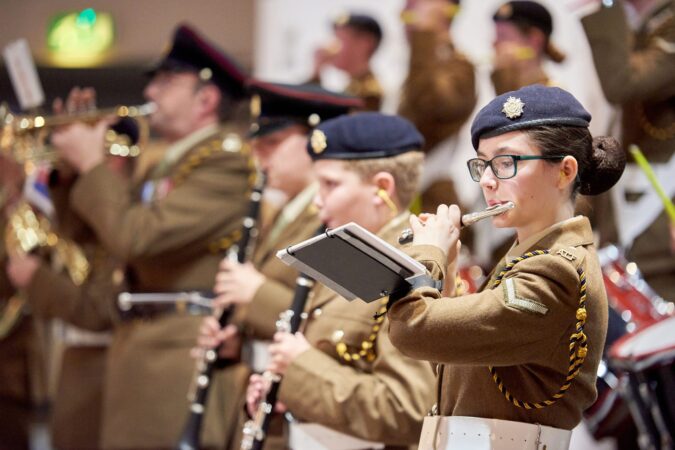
[[276, 222, 427, 303]]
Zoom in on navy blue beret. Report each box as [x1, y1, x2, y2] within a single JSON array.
[[247, 81, 363, 138], [307, 112, 424, 160], [470, 84, 591, 149], [147, 24, 248, 100]]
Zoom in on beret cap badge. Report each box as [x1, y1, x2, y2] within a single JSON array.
[[311, 129, 328, 154], [502, 96, 525, 119]]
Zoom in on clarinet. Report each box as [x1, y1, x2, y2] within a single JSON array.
[[176, 172, 266, 450], [240, 225, 326, 450]]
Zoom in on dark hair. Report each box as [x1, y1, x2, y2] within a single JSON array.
[[524, 125, 625, 197], [193, 78, 248, 122]]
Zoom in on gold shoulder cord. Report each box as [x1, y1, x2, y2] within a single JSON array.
[[335, 297, 389, 363], [489, 249, 589, 409], [170, 132, 255, 254]]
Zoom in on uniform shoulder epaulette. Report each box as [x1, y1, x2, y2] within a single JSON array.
[[552, 245, 586, 266], [171, 129, 249, 187]]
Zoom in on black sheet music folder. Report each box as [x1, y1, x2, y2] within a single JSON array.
[[276, 222, 427, 303]]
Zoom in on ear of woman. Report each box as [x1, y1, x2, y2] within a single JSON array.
[[557, 155, 578, 190]]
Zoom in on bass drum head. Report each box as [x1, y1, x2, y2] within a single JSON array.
[[609, 316, 675, 372]]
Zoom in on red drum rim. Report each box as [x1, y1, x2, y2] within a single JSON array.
[[608, 315, 675, 372]]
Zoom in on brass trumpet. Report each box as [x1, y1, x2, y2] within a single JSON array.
[[0, 102, 157, 163]]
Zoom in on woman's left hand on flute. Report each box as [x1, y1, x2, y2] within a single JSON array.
[[411, 204, 461, 261]]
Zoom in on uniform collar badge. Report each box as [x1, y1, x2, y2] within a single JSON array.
[[502, 96, 525, 119], [311, 129, 327, 154]]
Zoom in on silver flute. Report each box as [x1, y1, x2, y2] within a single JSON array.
[[398, 202, 515, 244]]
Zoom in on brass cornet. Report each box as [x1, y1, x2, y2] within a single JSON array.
[[0, 102, 157, 163]]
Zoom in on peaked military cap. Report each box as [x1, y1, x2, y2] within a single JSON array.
[[493, 1, 553, 37], [247, 81, 364, 138], [308, 112, 424, 160], [147, 24, 248, 100], [334, 13, 383, 45], [470, 84, 591, 149]]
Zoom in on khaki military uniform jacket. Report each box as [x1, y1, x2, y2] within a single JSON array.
[[345, 70, 383, 112], [25, 238, 119, 449], [389, 216, 607, 430], [277, 215, 436, 449], [583, 0, 675, 297], [0, 224, 41, 449], [398, 30, 476, 154], [397, 30, 477, 213], [28, 263, 111, 450], [69, 125, 252, 449], [491, 65, 551, 96], [240, 200, 322, 339]]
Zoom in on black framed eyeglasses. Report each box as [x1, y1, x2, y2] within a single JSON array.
[[466, 154, 565, 182]]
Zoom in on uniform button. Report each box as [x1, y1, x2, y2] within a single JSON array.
[[312, 308, 322, 318], [112, 268, 125, 286], [331, 330, 344, 344]]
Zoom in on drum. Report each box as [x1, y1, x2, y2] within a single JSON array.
[[458, 264, 484, 295], [609, 316, 675, 450], [598, 246, 671, 331], [584, 245, 672, 441]]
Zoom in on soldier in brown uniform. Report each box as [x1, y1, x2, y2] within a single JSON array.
[[397, 0, 477, 213], [387, 85, 626, 448], [491, 1, 566, 95], [197, 81, 362, 448], [50, 24, 252, 449], [0, 154, 39, 450], [4, 155, 139, 449], [311, 13, 384, 111], [582, 0, 675, 299], [245, 113, 436, 450], [0, 222, 40, 450]]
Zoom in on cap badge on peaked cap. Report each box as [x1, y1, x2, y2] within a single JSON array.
[[502, 96, 525, 119], [497, 3, 513, 18], [250, 94, 261, 119], [311, 129, 328, 154]]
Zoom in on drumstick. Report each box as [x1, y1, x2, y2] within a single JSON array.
[[629, 145, 675, 223]]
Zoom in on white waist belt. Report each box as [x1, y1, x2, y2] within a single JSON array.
[[288, 422, 384, 450], [418, 416, 571, 450], [63, 325, 112, 347], [242, 339, 272, 373]]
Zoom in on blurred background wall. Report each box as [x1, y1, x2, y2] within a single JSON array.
[[0, 0, 254, 106]]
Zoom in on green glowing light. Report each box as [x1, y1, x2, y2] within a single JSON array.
[[76, 8, 97, 27], [47, 9, 115, 67]]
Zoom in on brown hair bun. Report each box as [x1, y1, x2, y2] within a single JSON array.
[[579, 136, 625, 196]]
